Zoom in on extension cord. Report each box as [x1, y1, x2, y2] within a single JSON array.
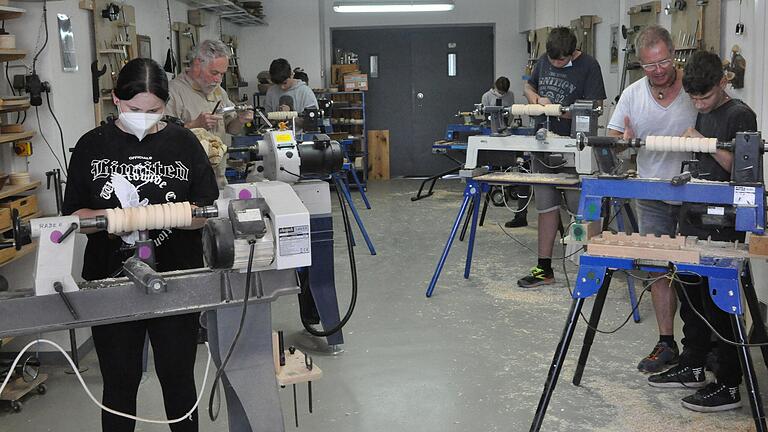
[[0, 338, 212, 425]]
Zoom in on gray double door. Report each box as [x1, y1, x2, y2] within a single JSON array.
[[332, 26, 495, 177]]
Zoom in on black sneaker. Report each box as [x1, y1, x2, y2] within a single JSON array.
[[637, 341, 679, 372], [648, 365, 707, 388], [517, 266, 554, 288], [504, 215, 528, 228], [681, 382, 742, 412]]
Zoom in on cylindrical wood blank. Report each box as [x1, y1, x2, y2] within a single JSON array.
[[266, 111, 299, 120], [645, 136, 717, 153], [508, 104, 563, 117], [105, 202, 192, 234]]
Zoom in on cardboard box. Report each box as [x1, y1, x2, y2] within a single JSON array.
[[343, 73, 368, 91], [331, 64, 359, 86]]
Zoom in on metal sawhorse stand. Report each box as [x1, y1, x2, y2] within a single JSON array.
[[331, 173, 376, 256], [424, 173, 642, 319], [412, 143, 466, 202], [530, 254, 768, 432], [339, 140, 371, 209]]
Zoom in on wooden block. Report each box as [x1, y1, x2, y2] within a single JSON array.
[[276, 349, 322, 386], [367, 129, 390, 180], [749, 235, 768, 256]]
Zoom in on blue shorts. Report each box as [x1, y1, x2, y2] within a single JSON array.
[[636, 200, 679, 236]]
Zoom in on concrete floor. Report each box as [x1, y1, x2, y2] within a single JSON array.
[[0, 179, 766, 432]]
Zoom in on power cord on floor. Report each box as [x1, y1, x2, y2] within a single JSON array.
[[0, 338, 212, 424], [671, 267, 768, 348]]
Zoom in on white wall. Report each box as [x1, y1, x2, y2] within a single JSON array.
[[236, 0, 323, 94]]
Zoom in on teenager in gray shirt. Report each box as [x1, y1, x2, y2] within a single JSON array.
[[480, 77, 529, 228], [264, 58, 318, 114], [481, 76, 515, 107]]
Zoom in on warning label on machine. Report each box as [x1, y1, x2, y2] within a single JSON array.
[[278, 225, 310, 256]]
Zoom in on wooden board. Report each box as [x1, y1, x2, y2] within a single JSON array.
[[588, 232, 700, 263], [367, 130, 390, 180], [749, 234, 768, 257], [0, 374, 47, 402], [474, 171, 581, 186]]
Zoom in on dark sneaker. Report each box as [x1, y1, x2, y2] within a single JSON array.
[[637, 341, 679, 372], [648, 365, 707, 388], [517, 266, 554, 288], [504, 215, 528, 228], [681, 382, 742, 412]]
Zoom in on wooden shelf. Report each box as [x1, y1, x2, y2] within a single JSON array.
[[0, 5, 25, 21], [98, 49, 125, 54], [0, 103, 30, 114], [0, 241, 37, 270], [0, 50, 25, 62], [0, 131, 34, 144], [0, 181, 40, 201]]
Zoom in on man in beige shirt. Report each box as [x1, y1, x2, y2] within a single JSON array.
[[166, 39, 253, 184]]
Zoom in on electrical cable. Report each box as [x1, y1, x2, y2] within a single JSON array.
[[500, 164, 533, 214], [0, 339, 212, 424], [35, 106, 66, 174], [557, 221, 670, 335], [301, 176, 359, 337], [31, 1, 48, 74], [671, 267, 768, 348], [165, 0, 175, 77], [208, 240, 257, 421], [44, 90, 68, 172]]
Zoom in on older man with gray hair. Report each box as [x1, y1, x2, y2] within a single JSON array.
[[607, 25, 697, 373], [167, 40, 253, 183]]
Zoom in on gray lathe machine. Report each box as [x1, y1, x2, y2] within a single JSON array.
[[462, 100, 602, 177]]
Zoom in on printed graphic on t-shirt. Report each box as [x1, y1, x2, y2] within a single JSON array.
[[538, 74, 577, 104], [91, 156, 189, 191], [90, 156, 190, 247]]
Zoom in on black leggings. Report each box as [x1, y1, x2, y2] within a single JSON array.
[[92, 313, 199, 432]]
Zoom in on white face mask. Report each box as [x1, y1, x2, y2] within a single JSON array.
[[118, 110, 163, 141]]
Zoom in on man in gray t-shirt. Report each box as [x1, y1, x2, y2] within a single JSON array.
[[264, 58, 318, 114], [607, 25, 697, 374]]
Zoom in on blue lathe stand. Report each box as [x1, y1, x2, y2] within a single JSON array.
[[531, 131, 768, 432]]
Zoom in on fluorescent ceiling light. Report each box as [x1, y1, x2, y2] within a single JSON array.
[[333, 2, 455, 13]]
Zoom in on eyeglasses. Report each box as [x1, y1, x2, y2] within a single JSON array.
[[640, 58, 674, 71]]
